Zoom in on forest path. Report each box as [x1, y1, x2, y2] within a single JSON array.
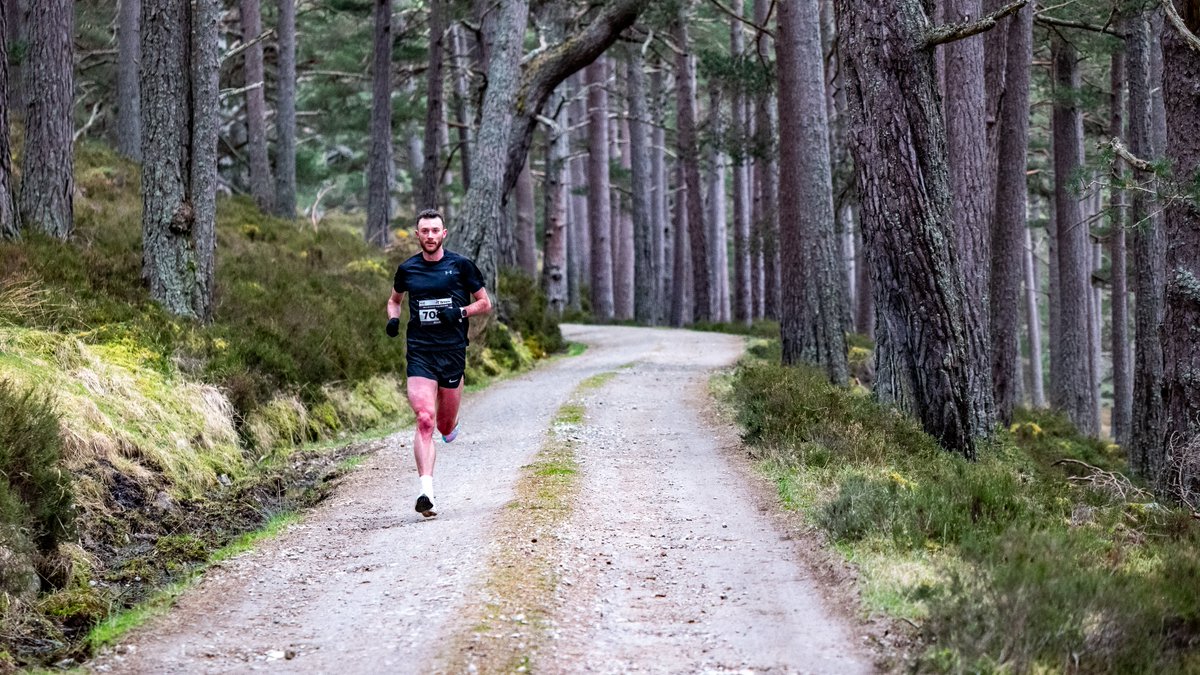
[[90, 325, 873, 674]]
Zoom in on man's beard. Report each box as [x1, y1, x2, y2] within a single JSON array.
[[422, 240, 442, 253]]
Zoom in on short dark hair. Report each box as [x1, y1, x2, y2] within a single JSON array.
[[416, 208, 443, 225]]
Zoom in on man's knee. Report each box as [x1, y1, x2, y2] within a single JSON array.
[[416, 410, 436, 435]]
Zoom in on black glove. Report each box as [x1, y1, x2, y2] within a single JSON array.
[[437, 304, 464, 325], [385, 317, 400, 337]]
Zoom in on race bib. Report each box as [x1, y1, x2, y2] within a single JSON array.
[[417, 298, 453, 325]]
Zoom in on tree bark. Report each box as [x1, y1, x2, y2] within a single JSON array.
[[1050, 35, 1099, 436], [365, 0, 393, 247], [568, 74, 588, 311], [628, 49, 656, 325], [945, 0, 996, 432], [420, 0, 446, 210], [651, 67, 670, 324], [274, 0, 297, 217], [706, 86, 729, 322], [240, 0, 275, 212], [1024, 227, 1046, 407], [141, 0, 218, 320], [671, 160, 691, 326], [613, 85, 635, 321], [989, 3, 1032, 424], [515, 159, 537, 277], [1160, 0, 1200, 497], [731, 0, 752, 326], [451, 23, 473, 193], [1127, 8, 1166, 480], [675, 12, 710, 323], [836, 0, 985, 458], [18, 0, 72, 239], [3, 0, 25, 116], [542, 80, 568, 316], [755, 0, 780, 321], [778, 0, 850, 384], [456, 0, 529, 291], [117, 0, 142, 161], [585, 56, 614, 319], [1110, 44, 1132, 446], [0, 3, 16, 239]]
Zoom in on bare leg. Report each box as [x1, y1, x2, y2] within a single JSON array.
[[407, 376, 439, 477], [436, 380, 463, 437]]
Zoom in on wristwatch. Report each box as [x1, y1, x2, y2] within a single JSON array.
[[460, 307, 468, 319]]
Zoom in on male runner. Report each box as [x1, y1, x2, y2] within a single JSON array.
[[386, 209, 491, 517]]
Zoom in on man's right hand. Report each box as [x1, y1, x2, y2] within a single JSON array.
[[385, 317, 400, 338]]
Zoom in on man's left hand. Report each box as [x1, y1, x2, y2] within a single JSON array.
[[437, 304, 464, 324]]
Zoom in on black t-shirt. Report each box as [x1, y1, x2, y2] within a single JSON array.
[[393, 250, 485, 351]]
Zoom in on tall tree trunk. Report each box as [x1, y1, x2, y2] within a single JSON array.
[[420, 0, 445, 210], [651, 67, 670, 324], [989, 4, 1032, 424], [1091, 236, 1103, 430], [274, 0, 297, 217], [614, 94, 635, 320], [365, 0, 393, 247], [240, 0, 275, 212], [1127, 9, 1166, 480], [1024, 227, 1046, 407], [456, 0, 529, 290], [1160, 0, 1200, 498], [18, 0, 72, 239], [671, 161, 691, 326], [1050, 35, 1099, 436], [731, 0, 752, 325], [586, 56, 614, 319], [0, 3, 15, 239], [675, 13, 710, 323], [515, 159, 537, 277], [3, 0, 24, 116], [451, 23, 473, 193], [542, 81, 568, 316], [117, 0, 142, 161], [628, 49, 656, 325], [755, 0, 780, 321], [567, 76, 587, 312], [141, 0, 218, 320], [706, 87, 729, 322], [836, 0, 985, 458], [1110, 45, 1131, 445], [945, 0, 996, 433], [778, 0, 850, 383]]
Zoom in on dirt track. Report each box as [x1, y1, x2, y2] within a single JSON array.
[[90, 325, 874, 674]]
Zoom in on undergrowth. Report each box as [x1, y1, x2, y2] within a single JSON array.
[[730, 349, 1200, 674]]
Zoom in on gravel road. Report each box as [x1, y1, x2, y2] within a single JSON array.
[[91, 325, 874, 674]]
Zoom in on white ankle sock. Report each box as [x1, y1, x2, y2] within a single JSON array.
[[420, 475, 433, 496]]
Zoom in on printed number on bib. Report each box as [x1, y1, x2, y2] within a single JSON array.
[[417, 298, 453, 326]]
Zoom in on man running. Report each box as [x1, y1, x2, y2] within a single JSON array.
[[386, 209, 491, 517]]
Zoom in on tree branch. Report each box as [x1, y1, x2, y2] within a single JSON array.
[[502, 0, 645, 195], [222, 29, 276, 64], [1162, 0, 1200, 53], [706, 0, 775, 39], [1109, 136, 1156, 173], [923, 0, 1028, 49], [1034, 12, 1123, 36]]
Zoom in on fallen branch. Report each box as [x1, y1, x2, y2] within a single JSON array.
[[1034, 12, 1123, 36], [1108, 136, 1156, 173], [308, 183, 334, 231], [1052, 458, 1152, 501], [222, 29, 276, 64], [923, 0, 1028, 49], [73, 102, 103, 142]]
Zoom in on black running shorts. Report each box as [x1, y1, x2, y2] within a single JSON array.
[[406, 349, 466, 389]]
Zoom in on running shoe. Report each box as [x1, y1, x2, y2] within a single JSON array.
[[415, 493, 437, 518], [441, 424, 459, 443]]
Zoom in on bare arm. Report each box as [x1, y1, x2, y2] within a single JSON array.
[[388, 290, 405, 320], [463, 288, 492, 318]]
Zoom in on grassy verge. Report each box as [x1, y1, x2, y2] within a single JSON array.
[[438, 371, 613, 672], [85, 512, 300, 653], [725, 342, 1200, 673]]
